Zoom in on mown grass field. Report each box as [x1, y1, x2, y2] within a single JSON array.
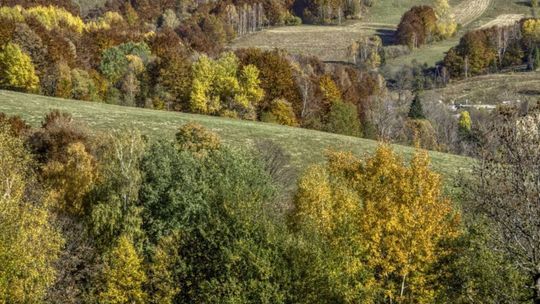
[[0, 90, 472, 185], [229, 23, 380, 62], [366, 0, 433, 24]]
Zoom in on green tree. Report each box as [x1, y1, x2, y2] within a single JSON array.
[[408, 94, 426, 119], [98, 235, 147, 304], [0, 42, 39, 92], [100, 47, 129, 84], [71, 68, 99, 101], [0, 125, 63, 303], [436, 222, 528, 303], [147, 232, 184, 304], [140, 136, 285, 302], [90, 130, 146, 246], [99, 42, 151, 84], [533, 46, 540, 71], [324, 100, 362, 137]]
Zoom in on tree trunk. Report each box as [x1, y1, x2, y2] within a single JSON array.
[[400, 274, 407, 298]]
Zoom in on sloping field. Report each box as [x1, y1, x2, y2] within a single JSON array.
[[424, 72, 540, 105], [474, 0, 534, 27], [230, 0, 495, 64], [229, 23, 382, 62], [479, 13, 524, 29], [453, 0, 492, 26], [367, 0, 433, 24], [0, 90, 471, 182], [230, 0, 433, 62]]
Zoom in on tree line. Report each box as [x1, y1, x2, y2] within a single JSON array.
[[444, 18, 540, 78], [0, 2, 390, 138]]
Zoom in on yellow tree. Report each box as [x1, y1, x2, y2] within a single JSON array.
[[0, 125, 63, 303], [0, 42, 39, 92], [356, 146, 460, 303], [261, 98, 299, 126], [148, 232, 182, 304], [42, 142, 98, 215], [98, 235, 147, 304], [319, 74, 342, 106], [293, 152, 374, 303], [189, 52, 264, 119], [293, 146, 460, 303], [522, 19, 540, 42], [434, 0, 457, 39]]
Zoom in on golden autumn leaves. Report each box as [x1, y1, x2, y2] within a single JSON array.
[[293, 146, 460, 303]]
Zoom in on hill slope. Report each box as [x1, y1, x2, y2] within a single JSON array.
[[424, 72, 540, 105], [0, 90, 471, 182]]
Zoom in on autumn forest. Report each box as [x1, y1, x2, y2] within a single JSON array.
[[1, 0, 540, 303]]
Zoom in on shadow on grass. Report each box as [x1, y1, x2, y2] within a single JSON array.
[[376, 28, 396, 46], [518, 89, 540, 96], [515, 0, 532, 7]]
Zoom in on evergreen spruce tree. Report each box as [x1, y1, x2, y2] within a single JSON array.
[[408, 94, 426, 119]]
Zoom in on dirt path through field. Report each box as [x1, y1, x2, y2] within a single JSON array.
[[453, 0, 492, 26]]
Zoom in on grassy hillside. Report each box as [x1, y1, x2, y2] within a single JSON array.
[[368, 0, 433, 24], [229, 23, 381, 62], [424, 71, 540, 105], [0, 90, 471, 183]]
